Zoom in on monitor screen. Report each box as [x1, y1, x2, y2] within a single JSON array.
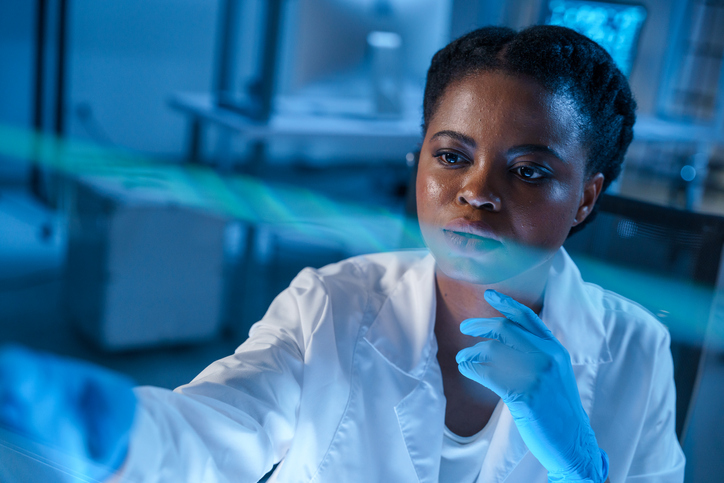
[[544, 0, 647, 76], [277, 0, 452, 102]]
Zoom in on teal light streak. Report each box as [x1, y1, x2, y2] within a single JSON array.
[[570, 253, 722, 349], [0, 124, 425, 255], [2, 124, 721, 349]]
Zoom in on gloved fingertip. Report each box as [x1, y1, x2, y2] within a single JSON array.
[[460, 317, 498, 334], [483, 289, 501, 303], [455, 347, 477, 364], [484, 290, 514, 312], [459, 319, 475, 335], [457, 361, 476, 380]]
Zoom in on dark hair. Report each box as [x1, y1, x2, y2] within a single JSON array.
[[422, 25, 636, 234]]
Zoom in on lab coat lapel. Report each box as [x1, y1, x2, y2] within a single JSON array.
[[540, 249, 612, 416], [362, 254, 445, 483], [394, 344, 445, 483], [541, 249, 612, 367], [363, 254, 437, 379]]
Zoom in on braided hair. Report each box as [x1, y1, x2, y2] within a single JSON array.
[[422, 25, 637, 234]]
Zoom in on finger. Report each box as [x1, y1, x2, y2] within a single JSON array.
[[484, 289, 552, 339], [457, 343, 519, 399], [459, 317, 507, 335], [458, 361, 506, 398], [455, 339, 522, 366], [455, 340, 495, 364], [79, 371, 137, 466], [460, 317, 541, 352]]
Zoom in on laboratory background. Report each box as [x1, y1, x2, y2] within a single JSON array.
[[0, 0, 723, 481]]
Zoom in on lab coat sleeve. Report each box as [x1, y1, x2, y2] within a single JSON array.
[[625, 329, 685, 482], [117, 268, 331, 483]]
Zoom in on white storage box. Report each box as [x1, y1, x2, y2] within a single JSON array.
[[65, 174, 227, 351]]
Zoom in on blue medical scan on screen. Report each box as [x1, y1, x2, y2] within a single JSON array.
[[545, 0, 647, 76]]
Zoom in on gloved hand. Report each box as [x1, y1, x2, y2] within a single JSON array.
[[456, 290, 608, 483], [0, 344, 137, 482]]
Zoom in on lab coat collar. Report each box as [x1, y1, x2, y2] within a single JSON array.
[[393, 341, 446, 483], [540, 249, 612, 366], [362, 252, 445, 482], [362, 253, 438, 380], [361, 248, 612, 375]]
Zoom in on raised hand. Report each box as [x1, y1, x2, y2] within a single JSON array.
[[456, 290, 608, 482]]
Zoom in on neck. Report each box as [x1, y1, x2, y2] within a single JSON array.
[[435, 260, 551, 339]]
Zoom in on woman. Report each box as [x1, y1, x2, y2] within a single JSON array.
[[0, 26, 684, 482]]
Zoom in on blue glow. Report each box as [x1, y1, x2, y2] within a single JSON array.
[[546, 0, 647, 76], [0, 344, 136, 482]]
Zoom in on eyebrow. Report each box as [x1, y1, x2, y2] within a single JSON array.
[[430, 131, 567, 163], [430, 130, 476, 148], [507, 144, 566, 163]]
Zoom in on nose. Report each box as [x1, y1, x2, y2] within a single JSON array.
[[456, 167, 501, 211]]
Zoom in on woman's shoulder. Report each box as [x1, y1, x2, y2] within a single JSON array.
[[583, 281, 672, 353], [305, 249, 433, 296], [260, 250, 433, 356], [548, 250, 671, 358], [555, 249, 671, 348]]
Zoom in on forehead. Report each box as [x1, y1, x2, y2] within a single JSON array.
[[429, 71, 586, 151]]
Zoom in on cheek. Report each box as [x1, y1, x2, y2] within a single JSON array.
[[416, 169, 447, 217], [548, 183, 583, 223], [512, 183, 581, 246]]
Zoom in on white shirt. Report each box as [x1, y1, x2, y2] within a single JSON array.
[[439, 400, 503, 482], [120, 249, 685, 482]]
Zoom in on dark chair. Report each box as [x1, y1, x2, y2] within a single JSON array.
[[563, 194, 724, 442]]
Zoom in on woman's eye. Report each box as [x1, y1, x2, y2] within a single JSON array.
[[513, 165, 547, 180], [437, 152, 464, 165]]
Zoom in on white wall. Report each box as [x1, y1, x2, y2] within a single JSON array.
[[66, 0, 220, 157]]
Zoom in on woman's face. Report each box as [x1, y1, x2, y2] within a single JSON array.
[[417, 71, 602, 284]]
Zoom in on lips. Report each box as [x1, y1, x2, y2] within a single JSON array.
[[442, 218, 503, 252], [443, 218, 501, 240]]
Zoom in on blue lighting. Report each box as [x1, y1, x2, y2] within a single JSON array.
[[546, 0, 647, 76]]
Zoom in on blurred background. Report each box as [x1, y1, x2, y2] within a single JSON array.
[[0, 0, 723, 481]]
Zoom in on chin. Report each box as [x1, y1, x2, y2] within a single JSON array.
[[431, 242, 557, 286], [435, 256, 522, 285]]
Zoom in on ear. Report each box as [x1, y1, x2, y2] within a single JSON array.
[[572, 172, 604, 226]]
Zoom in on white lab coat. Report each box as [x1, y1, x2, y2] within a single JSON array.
[[120, 249, 685, 482]]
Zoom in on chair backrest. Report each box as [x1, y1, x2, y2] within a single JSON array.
[[564, 194, 724, 441]]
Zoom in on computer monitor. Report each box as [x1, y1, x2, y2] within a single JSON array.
[[543, 0, 647, 76], [280, 0, 451, 93], [273, 0, 453, 118], [217, 0, 453, 120]]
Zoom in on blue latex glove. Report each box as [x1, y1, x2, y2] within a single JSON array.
[[0, 344, 137, 482], [456, 290, 608, 483]]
